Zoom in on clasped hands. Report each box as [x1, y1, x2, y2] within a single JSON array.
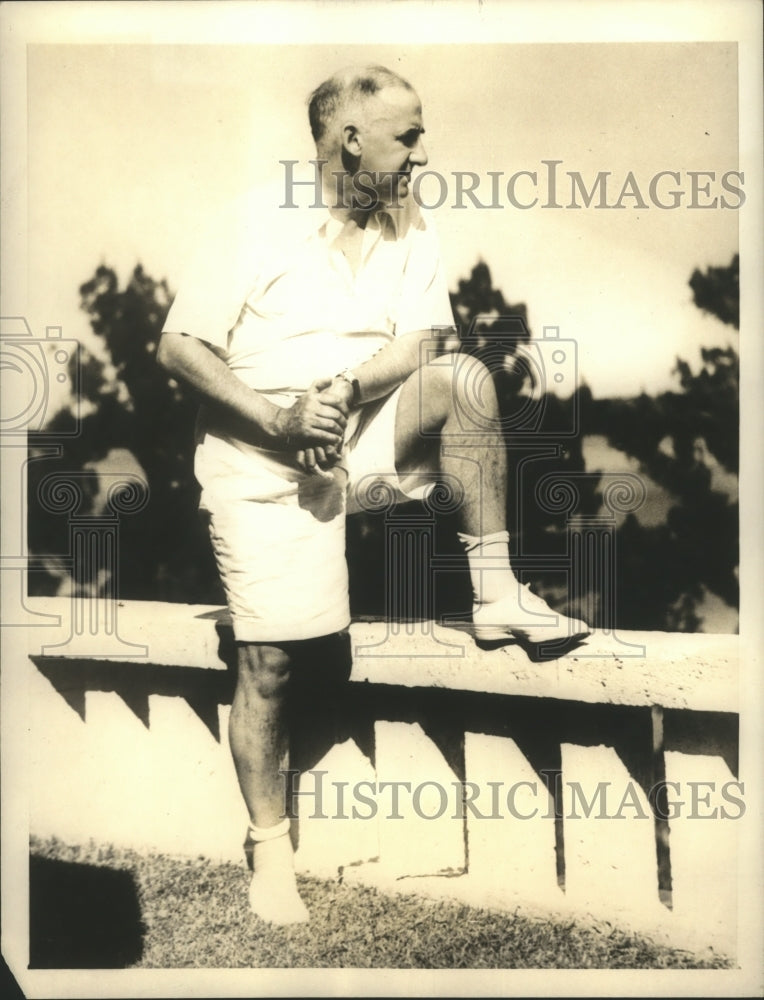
[[274, 377, 355, 476]]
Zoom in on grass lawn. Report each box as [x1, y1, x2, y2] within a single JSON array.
[[29, 836, 731, 970]]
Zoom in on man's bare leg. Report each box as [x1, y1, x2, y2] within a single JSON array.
[[229, 642, 308, 924], [393, 353, 589, 645], [394, 352, 506, 536]]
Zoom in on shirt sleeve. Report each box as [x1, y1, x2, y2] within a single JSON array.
[[162, 197, 262, 353], [393, 212, 455, 337]]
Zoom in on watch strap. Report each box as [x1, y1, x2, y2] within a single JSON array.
[[337, 368, 361, 406]]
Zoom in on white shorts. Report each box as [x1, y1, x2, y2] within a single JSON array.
[[204, 386, 438, 643]]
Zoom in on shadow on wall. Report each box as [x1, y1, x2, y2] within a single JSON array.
[[29, 855, 145, 968]]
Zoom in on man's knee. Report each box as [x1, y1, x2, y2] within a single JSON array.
[[421, 352, 494, 423], [419, 351, 489, 393], [397, 352, 496, 450], [237, 643, 292, 699], [448, 351, 493, 399]]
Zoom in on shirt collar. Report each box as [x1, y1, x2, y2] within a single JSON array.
[[321, 205, 400, 246]]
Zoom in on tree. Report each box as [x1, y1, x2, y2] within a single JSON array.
[[28, 264, 223, 603], [689, 253, 739, 330], [592, 254, 739, 630], [28, 255, 738, 633]]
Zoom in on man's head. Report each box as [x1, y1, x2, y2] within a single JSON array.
[[308, 65, 427, 208]]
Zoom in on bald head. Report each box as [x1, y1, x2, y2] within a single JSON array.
[[308, 65, 414, 155]]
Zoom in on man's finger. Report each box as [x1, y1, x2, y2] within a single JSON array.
[[316, 397, 349, 421], [298, 428, 343, 446], [314, 408, 347, 429], [317, 386, 351, 417], [305, 416, 344, 436], [309, 377, 334, 393], [303, 446, 335, 478], [313, 399, 347, 420]]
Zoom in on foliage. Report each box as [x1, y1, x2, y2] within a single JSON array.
[[592, 257, 739, 630], [439, 257, 738, 631], [689, 253, 738, 330], [27, 255, 738, 632], [27, 264, 222, 603]]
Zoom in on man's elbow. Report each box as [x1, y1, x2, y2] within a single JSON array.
[[156, 331, 183, 374]]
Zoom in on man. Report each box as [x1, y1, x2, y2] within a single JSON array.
[[158, 65, 589, 925]]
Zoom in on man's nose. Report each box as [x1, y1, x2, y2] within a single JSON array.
[[410, 137, 428, 167]]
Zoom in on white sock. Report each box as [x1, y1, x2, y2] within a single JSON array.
[[247, 818, 309, 925], [457, 529, 518, 606]]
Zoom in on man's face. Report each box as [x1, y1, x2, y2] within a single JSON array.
[[347, 86, 428, 207]]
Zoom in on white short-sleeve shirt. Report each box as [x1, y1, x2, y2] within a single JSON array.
[[162, 187, 454, 502]]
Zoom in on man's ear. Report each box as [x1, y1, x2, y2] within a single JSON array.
[[342, 122, 362, 157]]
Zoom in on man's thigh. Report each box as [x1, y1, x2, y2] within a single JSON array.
[[393, 356, 455, 480], [204, 479, 350, 644], [345, 384, 438, 512]]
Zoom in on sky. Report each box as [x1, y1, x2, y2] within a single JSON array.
[[19, 38, 741, 402]]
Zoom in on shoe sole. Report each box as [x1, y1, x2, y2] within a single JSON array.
[[472, 624, 591, 644]]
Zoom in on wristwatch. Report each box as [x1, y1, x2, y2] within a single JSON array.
[[337, 368, 361, 406]]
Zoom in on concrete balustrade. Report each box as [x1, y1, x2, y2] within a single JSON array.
[[22, 597, 739, 955]]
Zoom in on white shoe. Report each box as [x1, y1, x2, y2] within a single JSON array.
[[472, 582, 590, 646]]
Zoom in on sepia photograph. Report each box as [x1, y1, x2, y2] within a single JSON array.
[[1, 1, 762, 997]]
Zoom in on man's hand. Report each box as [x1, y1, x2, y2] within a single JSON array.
[[293, 377, 355, 475], [321, 376, 356, 413], [295, 446, 339, 477], [272, 378, 348, 451]]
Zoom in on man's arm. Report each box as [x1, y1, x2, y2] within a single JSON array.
[[355, 328, 438, 404], [290, 329, 439, 474], [325, 327, 451, 411], [157, 331, 347, 450]]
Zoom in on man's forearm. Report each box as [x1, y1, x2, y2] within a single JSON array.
[[157, 331, 284, 442], [352, 328, 441, 405], [157, 331, 347, 452]]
